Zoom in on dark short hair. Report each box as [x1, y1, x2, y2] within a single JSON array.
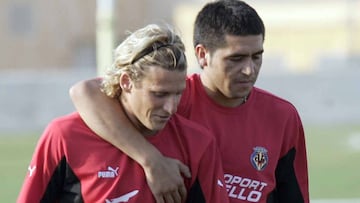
[[193, 0, 265, 52]]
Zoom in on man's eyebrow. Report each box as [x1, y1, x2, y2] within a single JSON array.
[[254, 50, 264, 55], [248, 50, 264, 56], [227, 49, 264, 58]]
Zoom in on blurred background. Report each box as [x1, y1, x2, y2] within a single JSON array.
[[0, 0, 359, 202]]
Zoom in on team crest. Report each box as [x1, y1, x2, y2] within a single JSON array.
[[250, 146, 268, 171]]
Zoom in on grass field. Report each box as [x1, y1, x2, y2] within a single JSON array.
[[0, 133, 40, 201], [305, 124, 360, 199], [1, 124, 360, 202]]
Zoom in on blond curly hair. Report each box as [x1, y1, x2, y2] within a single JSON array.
[[102, 24, 187, 98]]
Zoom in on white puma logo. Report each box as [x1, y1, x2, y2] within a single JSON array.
[[98, 166, 119, 178], [28, 165, 36, 177], [108, 166, 119, 176], [105, 190, 139, 203]]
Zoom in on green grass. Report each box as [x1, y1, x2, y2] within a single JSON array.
[[0, 133, 40, 202], [306, 124, 360, 199], [1, 124, 360, 201]]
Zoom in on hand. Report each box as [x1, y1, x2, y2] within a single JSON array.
[[143, 155, 191, 203]]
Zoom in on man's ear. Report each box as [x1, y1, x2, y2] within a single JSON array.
[[119, 73, 132, 92], [195, 44, 208, 68]]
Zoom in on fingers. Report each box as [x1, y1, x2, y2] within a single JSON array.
[[162, 190, 182, 203], [164, 193, 175, 203], [154, 196, 165, 203], [174, 161, 188, 202], [143, 156, 190, 203], [154, 181, 187, 203], [178, 161, 191, 178], [179, 184, 187, 202], [172, 190, 182, 203]]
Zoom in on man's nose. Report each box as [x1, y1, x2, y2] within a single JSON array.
[[241, 58, 255, 76], [164, 96, 178, 115]]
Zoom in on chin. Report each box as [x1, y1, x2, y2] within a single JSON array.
[[228, 90, 248, 98], [151, 123, 166, 132], [234, 87, 252, 97]]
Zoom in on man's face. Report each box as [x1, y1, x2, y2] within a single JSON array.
[[123, 66, 186, 135], [201, 34, 264, 106]]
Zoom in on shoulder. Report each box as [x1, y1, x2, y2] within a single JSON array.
[[48, 112, 82, 129], [45, 112, 88, 139], [252, 87, 300, 115]]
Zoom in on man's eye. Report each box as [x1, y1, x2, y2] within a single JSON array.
[[229, 57, 243, 61], [253, 54, 262, 60], [153, 92, 167, 97]]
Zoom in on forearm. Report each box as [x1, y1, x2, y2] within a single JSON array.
[[69, 78, 162, 166]]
